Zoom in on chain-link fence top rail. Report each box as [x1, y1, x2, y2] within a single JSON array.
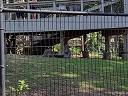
[[1, 8, 128, 96]]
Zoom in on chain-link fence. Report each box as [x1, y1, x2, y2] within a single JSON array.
[[0, 8, 128, 96]]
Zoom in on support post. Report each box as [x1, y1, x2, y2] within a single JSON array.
[[80, 0, 83, 11], [59, 32, 70, 57], [122, 31, 128, 59], [124, 0, 128, 13], [10, 35, 16, 54], [114, 35, 118, 55], [100, 0, 104, 12], [53, 0, 56, 18], [53, 0, 56, 11], [0, 0, 5, 96], [27, 0, 30, 20], [103, 33, 111, 59], [5, 0, 11, 20], [81, 34, 89, 58], [59, 32, 64, 55]]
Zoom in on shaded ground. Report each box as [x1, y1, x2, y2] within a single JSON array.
[[5, 54, 128, 96], [19, 86, 128, 96]]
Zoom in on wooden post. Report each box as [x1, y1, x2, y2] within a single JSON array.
[[103, 33, 111, 59], [81, 34, 89, 58], [122, 31, 128, 59]]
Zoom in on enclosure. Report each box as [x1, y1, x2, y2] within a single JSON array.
[[0, 3, 128, 96]]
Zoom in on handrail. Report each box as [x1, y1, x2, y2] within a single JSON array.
[[85, 1, 117, 12], [4, 0, 101, 7], [2, 8, 128, 16]]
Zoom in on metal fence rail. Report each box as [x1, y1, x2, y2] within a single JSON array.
[[0, 8, 128, 96]]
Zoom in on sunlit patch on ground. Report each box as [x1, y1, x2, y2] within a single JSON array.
[[6, 55, 128, 96]]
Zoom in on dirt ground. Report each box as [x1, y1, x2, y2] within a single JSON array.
[[20, 86, 128, 96]]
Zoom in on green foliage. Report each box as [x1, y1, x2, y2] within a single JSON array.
[[113, 0, 124, 13], [84, 2, 99, 10], [70, 47, 81, 55], [87, 32, 103, 52], [9, 80, 29, 96], [52, 44, 61, 52]]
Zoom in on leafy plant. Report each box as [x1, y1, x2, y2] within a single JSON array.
[[9, 80, 29, 96], [70, 47, 81, 55], [52, 44, 61, 52]]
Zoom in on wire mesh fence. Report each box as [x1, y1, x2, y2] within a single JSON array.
[[1, 9, 128, 96]]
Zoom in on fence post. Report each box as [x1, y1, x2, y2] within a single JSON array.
[[0, 0, 5, 96], [123, 31, 128, 59]]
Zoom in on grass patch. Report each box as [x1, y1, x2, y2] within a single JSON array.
[[6, 54, 128, 95]]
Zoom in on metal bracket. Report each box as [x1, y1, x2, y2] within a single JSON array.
[[0, 29, 4, 30], [0, 65, 4, 68], [0, 7, 3, 12]]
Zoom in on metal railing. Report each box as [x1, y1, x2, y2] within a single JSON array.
[[1, 7, 128, 96]]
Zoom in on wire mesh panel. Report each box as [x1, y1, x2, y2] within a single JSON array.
[[2, 10, 128, 96]]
